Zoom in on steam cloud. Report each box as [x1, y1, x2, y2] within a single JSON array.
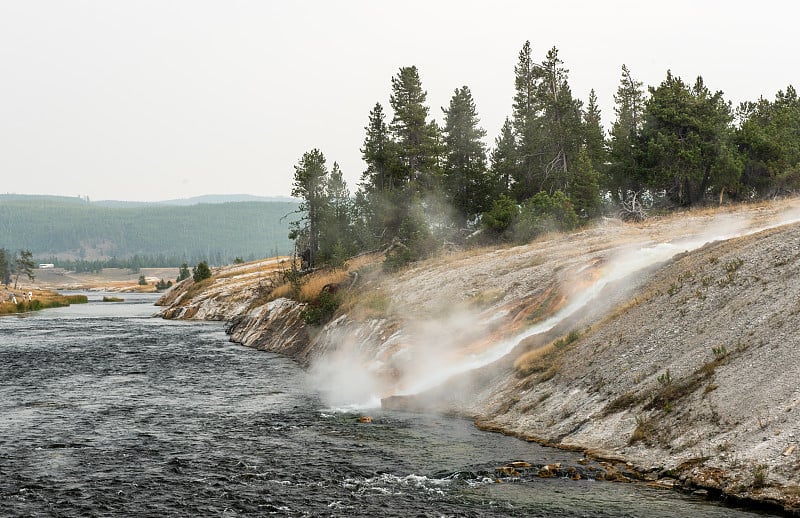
[[308, 202, 800, 409]]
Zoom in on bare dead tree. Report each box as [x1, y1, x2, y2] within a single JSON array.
[[618, 191, 648, 222]]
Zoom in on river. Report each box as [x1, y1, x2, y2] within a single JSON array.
[[0, 294, 779, 517]]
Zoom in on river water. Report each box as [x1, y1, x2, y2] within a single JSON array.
[[0, 294, 778, 517]]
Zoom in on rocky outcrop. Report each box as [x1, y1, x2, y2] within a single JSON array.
[[156, 258, 287, 320], [227, 298, 312, 363]]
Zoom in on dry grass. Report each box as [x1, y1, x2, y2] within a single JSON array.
[[0, 290, 87, 315], [514, 343, 557, 377], [214, 257, 292, 280], [266, 253, 384, 305], [184, 278, 214, 301], [344, 252, 384, 272], [269, 282, 295, 300], [341, 287, 391, 320], [298, 269, 351, 302]]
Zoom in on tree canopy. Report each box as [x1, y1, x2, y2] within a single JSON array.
[[285, 42, 799, 271]]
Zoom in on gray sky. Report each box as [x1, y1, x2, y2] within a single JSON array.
[[1, 1, 796, 202]]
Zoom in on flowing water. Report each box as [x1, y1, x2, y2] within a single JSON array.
[[0, 294, 778, 517]]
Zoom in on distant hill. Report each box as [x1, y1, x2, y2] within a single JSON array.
[[0, 194, 300, 266], [94, 194, 298, 207]]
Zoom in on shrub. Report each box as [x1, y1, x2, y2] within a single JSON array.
[[482, 194, 519, 238], [629, 415, 655, 445], [301, 289, 340, 326], [752, 464, 768, 488], [513, 191, 578, 243], [177, 263, 191, 282]]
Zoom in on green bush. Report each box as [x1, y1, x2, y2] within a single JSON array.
[[482, 194, 519, 238], [513, 190, 578, 243], [301, 289, 340, 326]]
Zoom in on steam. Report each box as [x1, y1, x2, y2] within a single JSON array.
[[307, 330, 384, 410], [308, 202, 800, 409]]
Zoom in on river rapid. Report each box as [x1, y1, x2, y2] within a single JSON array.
[[0, 294, 779, 517]]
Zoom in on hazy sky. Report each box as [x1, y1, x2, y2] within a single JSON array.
[[1, 1, 796, 202]]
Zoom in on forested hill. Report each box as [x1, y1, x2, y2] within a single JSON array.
[[0, 195, 299, 266]]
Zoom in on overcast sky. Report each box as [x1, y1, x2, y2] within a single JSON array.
[[1, 1, 796, 202]]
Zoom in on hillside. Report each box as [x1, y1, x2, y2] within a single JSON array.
[[0, 195, 298, 264], [156, 199, 800, 514]]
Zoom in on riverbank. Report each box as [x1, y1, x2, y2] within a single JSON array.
[[16, 267, 180, 293], [0, 288, 88, 315], [157, 198, 800, 515]]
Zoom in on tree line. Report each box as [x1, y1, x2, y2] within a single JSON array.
[[0, 198, 298, 266], [290, 41, 800, 269], [0, 248, 35, 289]]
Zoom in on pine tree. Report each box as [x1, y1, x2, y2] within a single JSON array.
[[0, 248, 9, 286], [318, 162, 354, 266], [389, 66, 440, 189], [608, 64, 646, 202], [535, 46, 584, 196], [736, 85, 800, 196], [639, 72, 739, 206], [13, 249, 34, 289], [583, 89, 607, 174], [511, 41, 544, 201], [490, 117, 517, 195], [570, 148, 602, 218], [442, 85, 490, 225], [360, 102, 399, 193], [289, 149, 330, 269]]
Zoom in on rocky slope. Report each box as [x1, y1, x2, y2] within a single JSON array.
[[157, 200, 800, 514]]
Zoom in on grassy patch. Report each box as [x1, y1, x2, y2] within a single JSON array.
[[629, 415, 656, 445], [298, 269, 350, 303], [469, 288, 505, 308], [0, 292, 87, 315], [603, 391, 641, 415], [752, 463, 768, 489], [514, 343, 557, 377], [184, 277, 214, 301], [102, 296, 125, 302], [514, 330, 581, 378]]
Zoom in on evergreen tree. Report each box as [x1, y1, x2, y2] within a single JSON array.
[[608, 64, 646, 202], [583, 89, 607, 174], [490, 117, 517, 195], [570, 148, 602, 218], [289, 149, 330, 269], [482, 194, 519, 239], [511, 41, 544, 201], [0, 248, 9, 286], [177, 263, 191, 282], [360, 102, 399, 193], [318, 162, 355, 266], [535, 46, 584, 195], [442, 85, 490, 225], [13, 249, 35, 289], [736, 85, 800, 196], [192, 261, 212, 282], [639, 72, 740, 206], [389, 66, 440, 189]]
